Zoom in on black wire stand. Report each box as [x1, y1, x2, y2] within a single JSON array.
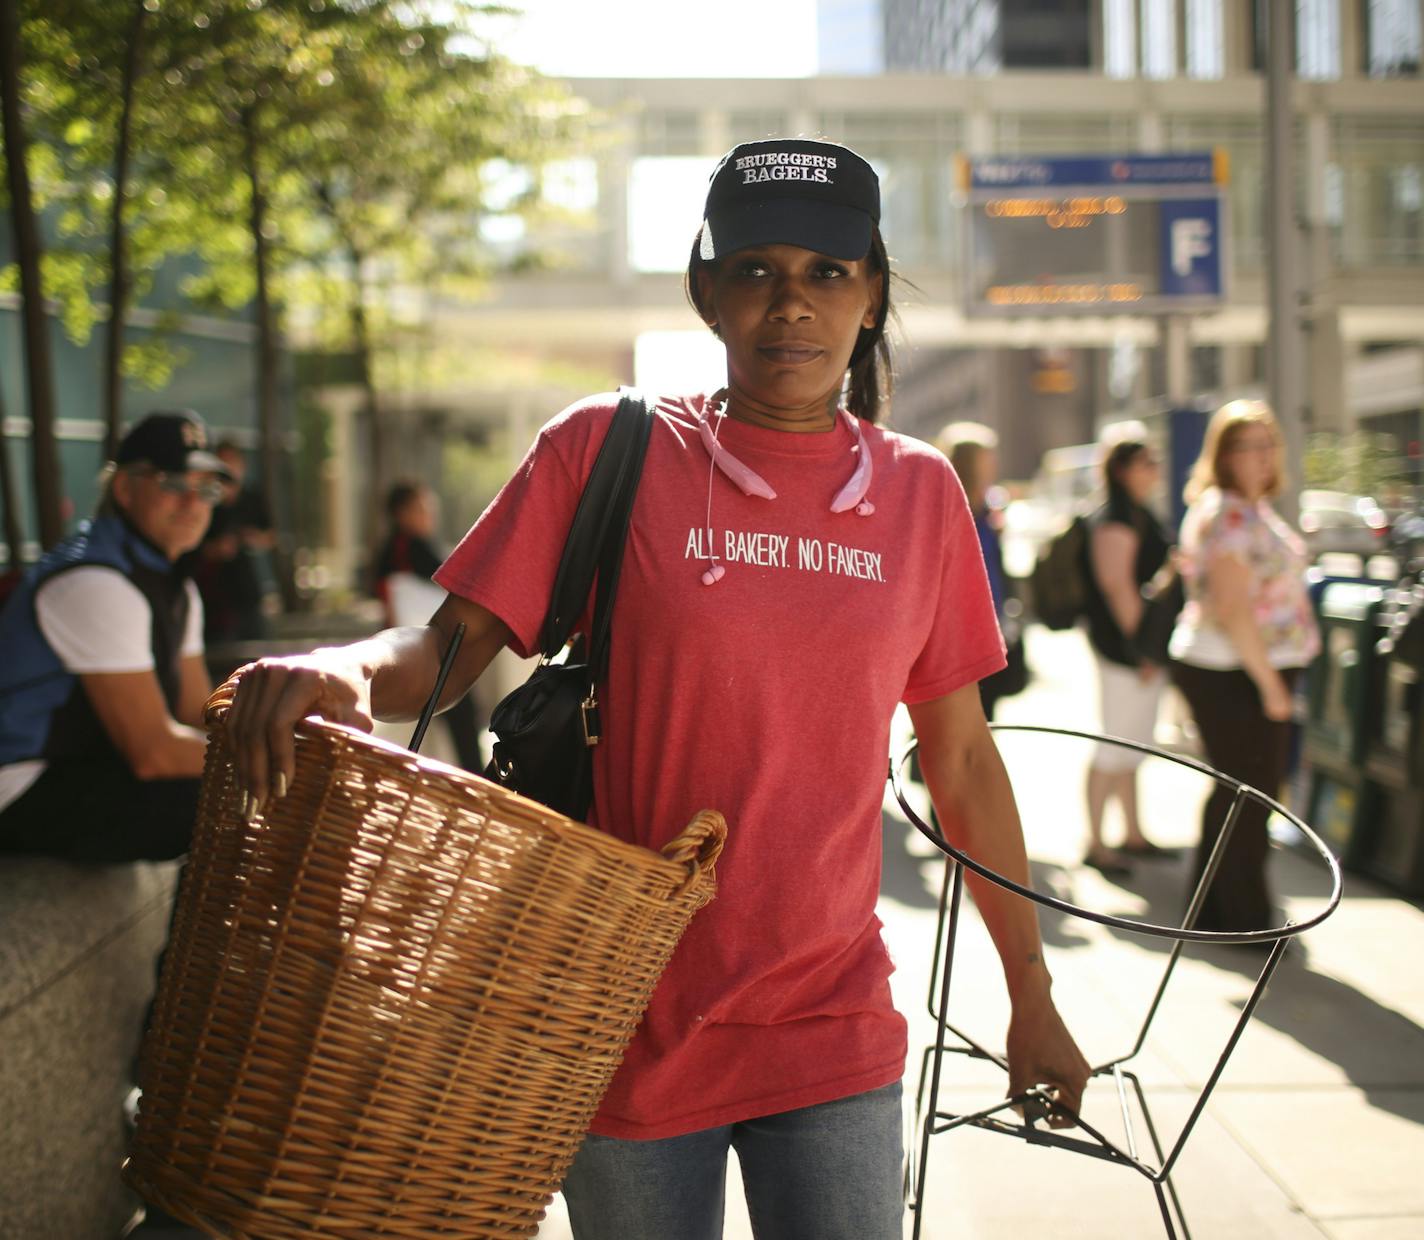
[[895, 724, 1343, 1240]]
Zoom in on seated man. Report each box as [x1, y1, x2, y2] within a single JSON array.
[[0, 411, 229, 862]]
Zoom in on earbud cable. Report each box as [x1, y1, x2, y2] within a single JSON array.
[[701, 395, 728, 585]]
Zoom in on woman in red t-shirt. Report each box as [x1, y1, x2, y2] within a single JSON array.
[[223, 138, 1089, 1240]]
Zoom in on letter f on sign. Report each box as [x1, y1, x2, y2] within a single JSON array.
[[1171, 218, 1212, 276]]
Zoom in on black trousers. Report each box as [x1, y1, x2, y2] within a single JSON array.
[[0, 758, 198, 863], [1168, 662, 1302, 932]]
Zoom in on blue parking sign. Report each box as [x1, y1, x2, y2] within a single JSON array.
[[1159, 199, 1223, 299]]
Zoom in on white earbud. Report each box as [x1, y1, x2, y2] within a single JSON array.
[[698, 393, 874, 586]]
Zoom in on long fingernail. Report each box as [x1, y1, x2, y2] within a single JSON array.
[[240, 791, 253, 820], [274, 772, 288, 800], [244, 793, 259, 823]]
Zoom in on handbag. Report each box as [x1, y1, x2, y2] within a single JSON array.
[[1136, 565, 1185, 666], [484, 390, 653, 821]]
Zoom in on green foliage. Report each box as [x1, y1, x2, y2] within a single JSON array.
[[40, 249, 100, 342], [122, 309, 189, 389], [3, 0, 581, 347], [1304, 431, 1408, 496], [3, 0, 591, 571]]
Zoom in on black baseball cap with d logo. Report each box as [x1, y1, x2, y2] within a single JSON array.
[[699, 138, 881, 263]]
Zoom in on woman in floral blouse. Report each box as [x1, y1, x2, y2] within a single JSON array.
[[1168, 400, 1321, 932]]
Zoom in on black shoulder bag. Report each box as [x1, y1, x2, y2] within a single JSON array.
[[483, 390, 653, 821], [1133, 507, 1183, 666]]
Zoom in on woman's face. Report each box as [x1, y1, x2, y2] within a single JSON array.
[[696, 244, 882, 420], [1118, 449, 1160, 504], [1220, 422, 1277, 500], [964, 447, 997, 507], [398, 490, 437, 537]]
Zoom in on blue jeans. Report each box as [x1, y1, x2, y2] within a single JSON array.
[[560, 1081, 904, 1240]]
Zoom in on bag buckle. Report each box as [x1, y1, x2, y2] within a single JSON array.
[[581, 687, 601, 747]]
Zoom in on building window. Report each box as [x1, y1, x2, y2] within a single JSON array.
[[1142, 0, 1178, 78], [1108, 0, 1225, 79], [1329, 119, 1424, 267], [1250, 0, 1343, 77], [1297, 0, 1342, 79], [1186, 0, 1225, 79], [1365, 0, 1423, 76], [1104, 0, 1138, 77]]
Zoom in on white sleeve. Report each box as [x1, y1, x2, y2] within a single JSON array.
[[182, 579, 204, 657], [33, 568, 157, 673]]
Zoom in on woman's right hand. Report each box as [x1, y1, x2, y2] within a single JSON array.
[[224, 649, 373, 816], [220, 597, 511, 818], [1258, 673, 1294, 722]]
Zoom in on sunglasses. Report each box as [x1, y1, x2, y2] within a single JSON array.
[[134, 469, 226, 504]]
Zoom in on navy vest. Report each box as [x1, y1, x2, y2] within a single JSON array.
[[0, 516, 191, 768]]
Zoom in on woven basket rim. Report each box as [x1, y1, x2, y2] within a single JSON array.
[[210, 700, 714, 879]]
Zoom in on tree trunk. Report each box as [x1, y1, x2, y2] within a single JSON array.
[[0, 384, 24, 575], [0, 0, 63, 547], [102, 0, 149, 458], [242, 105, 280, 515], [347, 242, 385, 550], [314, 181, 385, 571], [240, 104, 299, 612]]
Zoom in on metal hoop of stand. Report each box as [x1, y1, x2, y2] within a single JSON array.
[[895, 724, 1343, 1240]]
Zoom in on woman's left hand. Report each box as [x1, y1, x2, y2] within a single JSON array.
[[1005, 988, 1092, 1129]]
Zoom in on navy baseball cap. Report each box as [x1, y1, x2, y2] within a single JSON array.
[[699, 138, 881, 263], [115, 411, 232, 478]]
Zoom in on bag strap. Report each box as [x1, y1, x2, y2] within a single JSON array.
[[586, 394, 651, 682], [536, 388, 653, 663]]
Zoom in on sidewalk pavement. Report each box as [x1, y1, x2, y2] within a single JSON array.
[[534, 624, 1424, 1240]]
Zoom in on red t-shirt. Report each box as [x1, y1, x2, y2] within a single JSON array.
[[435, 392, 1004, 1139]]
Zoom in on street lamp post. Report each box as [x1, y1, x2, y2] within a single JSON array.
[[1266, 0, 1306, 522]]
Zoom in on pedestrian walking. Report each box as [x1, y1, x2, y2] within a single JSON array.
[[937, 422, 1028, 719], [222, 137, 1090, 1240], [1168, 400, 1321, 932], [1081, 425, 1172, 876]]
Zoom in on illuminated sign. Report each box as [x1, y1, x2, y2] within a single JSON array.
[[958, 151, 1227, 317], [985, 283, 1143, 306], [983, 196, 1128, 227]]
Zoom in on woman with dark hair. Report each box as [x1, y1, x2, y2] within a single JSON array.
[[374, 481, 443, 622], [1168, 400, 1319, 932], [1081, 425, 1171, 876], [372, 480, 486, 772], [220, 138, 1088, 1239]]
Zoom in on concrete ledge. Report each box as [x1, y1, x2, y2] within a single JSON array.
[[0, 859, 178, 1240]]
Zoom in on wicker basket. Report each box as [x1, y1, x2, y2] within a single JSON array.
[[123, 682, 724, 1239]]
